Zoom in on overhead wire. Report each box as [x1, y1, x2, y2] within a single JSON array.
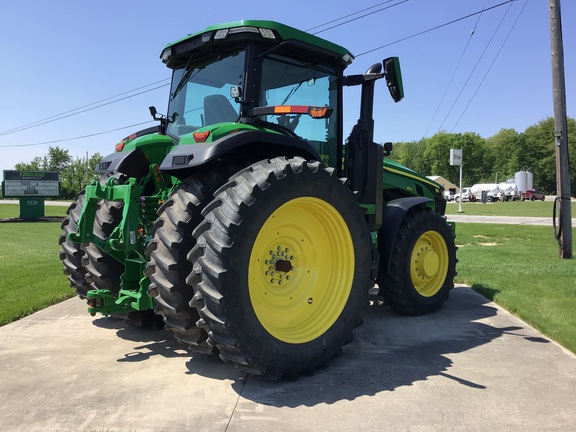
[[0, 0, 518, 148], [424, 1, 488, 137], [0, 121, 154, 148], [0, 1, 412, 148], [0, 79, 169, 137], [436, 0, 515, 133], [308, 0, 409, 35], [450, 0, 528, 132], [355, 0, 516, 57]]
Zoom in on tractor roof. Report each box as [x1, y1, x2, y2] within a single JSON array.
[[161, 20, 354, 69]]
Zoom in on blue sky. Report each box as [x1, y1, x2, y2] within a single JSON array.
[[0, 0, 573, 180]]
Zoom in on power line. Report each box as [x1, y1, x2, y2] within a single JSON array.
[[355, 0, 517, 57], [0, 0, 519, 148], [309, 0, 409, 35], [2, 3, 407, 141], [0, 121, 154, 148], [0, 80, 169, 137], [436, 0, 515, 132], [424, 1, 488, 137], [306, 0, 401, 32], [450, 0, 528, 132]]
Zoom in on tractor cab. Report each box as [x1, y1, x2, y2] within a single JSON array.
[[160, 20, 352, 170]]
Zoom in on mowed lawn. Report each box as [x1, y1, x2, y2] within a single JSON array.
[[0, 220, 74, 325], [454, 222, 576, 354], [0, 202, 575, 355], [445, 199, 576, 217]]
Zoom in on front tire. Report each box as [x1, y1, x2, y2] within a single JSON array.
[[190, 157, 372, 379], [377, 206, 457, 315]]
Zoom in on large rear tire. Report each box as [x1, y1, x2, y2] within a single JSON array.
[[82, 198, 125, 294], [145, 159, 250, 347], [145, 169, 232, 352], [189, 157, 372, 379], [59, 192, 91, 297], [377, 206, 457, 315]]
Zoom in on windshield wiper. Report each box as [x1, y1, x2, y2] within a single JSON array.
[[172, 68, 201, 99]]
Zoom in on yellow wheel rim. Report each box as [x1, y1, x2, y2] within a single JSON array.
[[248, 197, 355, 344], [410, 230, 449, 297]]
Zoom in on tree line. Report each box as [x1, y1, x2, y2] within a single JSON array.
[[12, 116, 575, 199], [14, 147, 103, 199], [389, 117, 576, 195]]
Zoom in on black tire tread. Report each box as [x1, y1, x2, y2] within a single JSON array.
[[378, 206, 457, 315], [190, 156, 371, 379], [59, 192, 91, 297], [145, 164, 247, 353]]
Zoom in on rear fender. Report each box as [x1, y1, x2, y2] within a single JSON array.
[[377, 196, 432, 277], [160, 130, 320, 179], [96, 149, 150, 178]]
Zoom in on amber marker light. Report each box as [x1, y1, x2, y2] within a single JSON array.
[[193, 130, 211, 142]]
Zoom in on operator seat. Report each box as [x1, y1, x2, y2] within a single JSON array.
[[203, 95, 239, 125]]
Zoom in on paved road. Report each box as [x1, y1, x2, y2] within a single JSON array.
[[1, 286, 575, 431], [0, 199, 70, 207], [447, 213, 576, 226]]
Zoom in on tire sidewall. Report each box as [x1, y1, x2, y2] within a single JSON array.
[[214, 161, 370, 371], [397, 209, 456, 309]]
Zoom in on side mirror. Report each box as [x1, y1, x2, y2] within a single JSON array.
[[383, 142, 393, 156], [383, 57, 404, 103]]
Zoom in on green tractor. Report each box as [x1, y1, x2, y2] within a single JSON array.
[[59, 20, 456, 379]]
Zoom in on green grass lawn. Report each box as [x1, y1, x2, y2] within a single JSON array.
[[455, 223, 576, 354], [446, 200, 576, 217], [0, 221, 75, 325]]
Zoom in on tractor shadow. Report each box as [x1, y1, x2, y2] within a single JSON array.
[[89, 286, 547, 406], [232, 286, 539, 407], [91, 315, 190, 362]]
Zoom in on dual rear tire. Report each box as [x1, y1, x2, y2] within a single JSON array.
[[150, 157, 372, 379]]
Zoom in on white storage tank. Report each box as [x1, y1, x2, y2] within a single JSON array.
[[515, 170, 533, 193]]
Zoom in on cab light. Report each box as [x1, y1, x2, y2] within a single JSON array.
[[161, 47, 172, 63], [259, 28, 276, 39], [309, 106, 332, 118], [229, 26, 259, 35], [193, 130, 210, 142], [214, 29, 229, 39]]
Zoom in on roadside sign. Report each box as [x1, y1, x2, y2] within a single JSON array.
[[2, 170, 60, 198], [1, 170, 60, 219]]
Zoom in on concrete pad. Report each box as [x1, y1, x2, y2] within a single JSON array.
[[1, 286, 575, 431]]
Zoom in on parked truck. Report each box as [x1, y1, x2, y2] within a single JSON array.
[[455, 187, 476, 202], [59, 20, 457, 379], [470, 183, 501, 202], [498, 182, 520, 201]]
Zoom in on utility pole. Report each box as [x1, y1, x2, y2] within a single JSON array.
[[549, 0, 572, 258]]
